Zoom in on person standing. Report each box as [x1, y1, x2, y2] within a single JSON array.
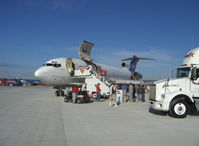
[[121, 84, 128, 101], [141, 85, 145, 102], [117, 84, 124, 104], [122, 84, 128, 95], [82, 83, 87, 91], [95, 83, 101, 102], [128, 83, 136, 102], [109, 83, 117, 106], [132, 84, 136, 101], [136, 85, 141, 101], [79, 66, 84, 73], [128, 83, 133, 100], [115, 84, 120, 107], [72, 87, 79, 103]]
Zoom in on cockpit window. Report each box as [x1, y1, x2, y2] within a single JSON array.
[[53, 64, 61, 68], [46, 63, 53, 66], [43, 63, 61, 68]]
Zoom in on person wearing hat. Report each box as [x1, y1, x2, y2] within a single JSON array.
[[95, 83, 101, 102]]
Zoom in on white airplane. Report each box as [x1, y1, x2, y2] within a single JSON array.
[[34, 41, 155, 96]]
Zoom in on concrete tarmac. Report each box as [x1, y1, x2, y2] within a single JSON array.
[[0, 86, 199, 146]]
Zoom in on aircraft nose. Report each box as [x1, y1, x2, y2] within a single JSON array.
[[34, 69, 43, 80], [34, 67, 52, 84]]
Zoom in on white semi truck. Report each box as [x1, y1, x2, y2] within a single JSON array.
[[149, 47, 199, 118]]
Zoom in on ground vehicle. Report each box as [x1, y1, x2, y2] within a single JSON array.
[[64, 90, 90, 103], [149, 47, 199, 118]]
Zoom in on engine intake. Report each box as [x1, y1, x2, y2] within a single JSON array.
[[131, 72, 143, 80], [121, 62, 129, 68]]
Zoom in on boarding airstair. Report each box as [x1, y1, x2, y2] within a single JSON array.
[[74, 65, 111, 97]]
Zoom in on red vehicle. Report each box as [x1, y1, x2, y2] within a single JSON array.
[[0, 78, 7, 86]]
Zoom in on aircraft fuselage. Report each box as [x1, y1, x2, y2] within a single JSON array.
[[35, 58, 132, 86]]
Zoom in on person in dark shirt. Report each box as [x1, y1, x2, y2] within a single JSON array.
[[141, 85, 145, 102]]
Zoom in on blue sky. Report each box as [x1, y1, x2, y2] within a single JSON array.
[[0, 0, 199, 79]]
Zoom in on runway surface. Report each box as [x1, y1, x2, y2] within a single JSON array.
[[0, 86, 199, 146]]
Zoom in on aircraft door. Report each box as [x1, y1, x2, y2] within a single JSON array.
[[66, 58, 75, 76]]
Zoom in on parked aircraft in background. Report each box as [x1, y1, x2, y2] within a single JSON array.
[[0, 78, 42, 86], [35, 41, 155, 96]]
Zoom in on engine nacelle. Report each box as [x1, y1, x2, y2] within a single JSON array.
[[121, 62, 129, 68], [131, 72, 143, 80]]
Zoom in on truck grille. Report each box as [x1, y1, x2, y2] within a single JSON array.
[[149, 85, 156, 101]]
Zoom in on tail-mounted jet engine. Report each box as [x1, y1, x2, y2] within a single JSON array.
[[131, 72, 143, 80], [122, 55, 156, 80], [121, 62, 129, 68]]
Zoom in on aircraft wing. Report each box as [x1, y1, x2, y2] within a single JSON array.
[[78, 41, 94, 64]]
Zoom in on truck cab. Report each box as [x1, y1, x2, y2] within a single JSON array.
[[149, 47, 199, 118]]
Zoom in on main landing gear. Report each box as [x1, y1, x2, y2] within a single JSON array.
[[55, 89, 65, 97]]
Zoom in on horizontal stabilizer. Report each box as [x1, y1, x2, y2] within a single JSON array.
[[122, 56, 156, 61]]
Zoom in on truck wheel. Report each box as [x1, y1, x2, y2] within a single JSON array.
[[170, 99, 189, 118]]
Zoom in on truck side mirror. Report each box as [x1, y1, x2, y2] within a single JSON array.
[[191, 68, 198, 80]]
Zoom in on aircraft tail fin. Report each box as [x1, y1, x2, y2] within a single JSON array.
[[122, 55, 156, 73], [129, 58, 139, 73]]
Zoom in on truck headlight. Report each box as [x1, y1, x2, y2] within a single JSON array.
[[161, 94, 165, 99]]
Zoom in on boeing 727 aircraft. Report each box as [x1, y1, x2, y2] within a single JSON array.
[[35, 41, 155, 96]]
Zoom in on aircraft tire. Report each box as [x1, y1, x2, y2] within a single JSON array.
[[61, 90, 65, 96], [55, 90, 60, 97]]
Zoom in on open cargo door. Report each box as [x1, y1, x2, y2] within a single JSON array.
[[78, 41, 94, 64]]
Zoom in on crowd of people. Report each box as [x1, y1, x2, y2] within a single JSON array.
[[109, 83, 146, 107], [71, 65, 147, 106], [70, 82, 147, 106]]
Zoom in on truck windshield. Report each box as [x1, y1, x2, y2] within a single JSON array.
[[176, 67, 190, 78]]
